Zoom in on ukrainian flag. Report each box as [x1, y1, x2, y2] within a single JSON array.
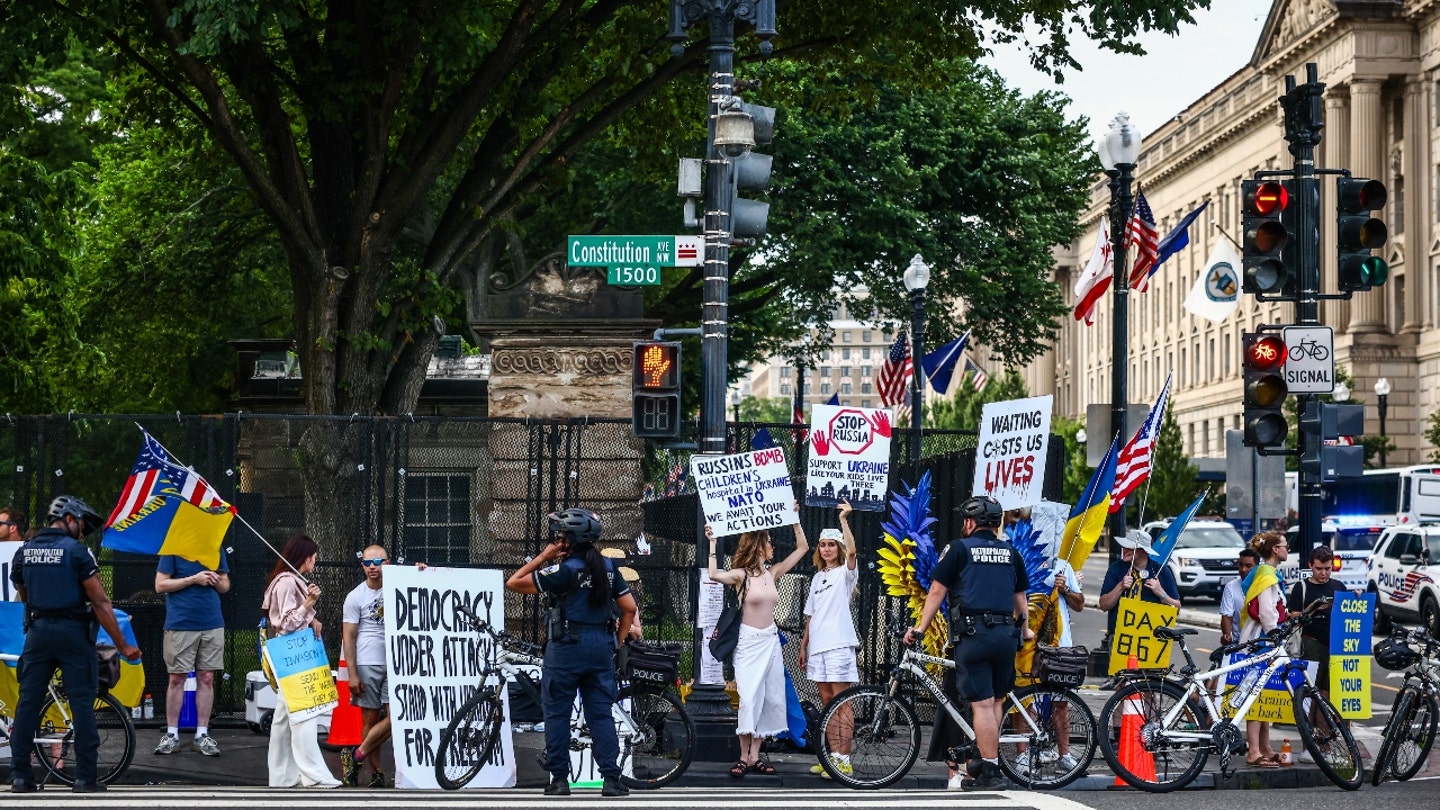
[[1241, 562, 1280, 629], [102, 429, 234, 570], [0, 603, 145, 712], [1059, 436, 1119, 572], [97, 609, 145, 709]]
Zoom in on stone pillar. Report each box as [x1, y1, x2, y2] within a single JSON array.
[[1323, 92, 1349, 331], [1402, 77, 1426, 334], [1348, 79, 1387, 333]]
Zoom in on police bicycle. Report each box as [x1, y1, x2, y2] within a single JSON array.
[[1370, 624, 1440, 785], [0, 653, 136, 787], [434, 605, 695, 791], [1097, 596, 1362, 792], [814, 627, 1098, 790]]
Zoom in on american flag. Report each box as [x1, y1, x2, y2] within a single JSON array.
[[106, 430, 232, 527], [1109, 373, 1172, 513], [877, 332, 911, 409], [1126, 190, 1160, 291], [965, 357, 989, 391], [662, 460, 687, 498]]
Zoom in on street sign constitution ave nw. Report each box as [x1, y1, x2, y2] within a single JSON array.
[[567, 235, 702, 285], [1281, 325, 1334, 394]]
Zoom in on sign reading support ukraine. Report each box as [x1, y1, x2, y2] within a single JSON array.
[[262, 631, 338, 723]]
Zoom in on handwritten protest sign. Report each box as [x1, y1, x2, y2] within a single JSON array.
[[1107, 597, 1177, 674], [1330, 592, 1374, 719], [262, 631, 338, 723], [385, 566, 512, 789], [805, 404, 892, 512], [691, 448, 798, 537], [1223, 654, 1317, 723], [973, 395, 1052, 510]]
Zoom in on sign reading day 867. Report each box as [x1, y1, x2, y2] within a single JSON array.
[[690, 448, 798, 537]]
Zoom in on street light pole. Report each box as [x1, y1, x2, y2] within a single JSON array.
[[904, 255, 931, 465], [1375, 377, 1391, 467], [1098, 113, 1142, 559]]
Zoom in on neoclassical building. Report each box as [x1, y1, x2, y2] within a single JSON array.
[[1025, 0, 1440, 465]]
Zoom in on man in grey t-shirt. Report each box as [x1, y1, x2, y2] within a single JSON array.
[[340, 544, 392, 787]]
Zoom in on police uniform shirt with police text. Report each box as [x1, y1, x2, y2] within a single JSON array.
[[9, 527, 101, 613], [929, 529, 1028, 614]]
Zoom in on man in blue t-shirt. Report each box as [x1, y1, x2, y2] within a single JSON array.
[[153, 551, 230, 757]]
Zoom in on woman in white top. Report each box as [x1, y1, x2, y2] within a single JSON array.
[[706, 508, 809, 778], [1239, 531, 1289, 768], [799, 501, 859, 777]]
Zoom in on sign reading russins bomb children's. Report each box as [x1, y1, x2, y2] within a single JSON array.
[[691, 448, 799, 536]]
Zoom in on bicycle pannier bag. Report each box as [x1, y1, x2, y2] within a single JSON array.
[[1033, 644, 1088, 688], [95, 644, 121, 692], [624, 640, 682, 688]]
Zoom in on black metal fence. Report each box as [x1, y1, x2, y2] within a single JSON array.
[[0, 414, 1064, 725]]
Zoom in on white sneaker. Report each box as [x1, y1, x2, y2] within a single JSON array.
[[1055, 753, 1079, 772], [947, 773, 966, 790], [1014, 751, 1033, 769], [1296, 749, 1315, 764], [1039, 748, 1059, 764]]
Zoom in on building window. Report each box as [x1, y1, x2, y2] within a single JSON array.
[[862, 347, 872, 359], [841, 382, 852, 394], [820, 351, 830, 361], [862, 330, 872, 342], [820, 366, 831, 377], [402, 474, 471, 565], [780, 366, 792, 378], [820, 382, 832, 395], [780, 384, 791, 395], [861, 366, 872, 377], [842, 331, 853, 343], [862, 399, 871, 408], [861, 382, 872, 394], [841, 347, 851, 360]]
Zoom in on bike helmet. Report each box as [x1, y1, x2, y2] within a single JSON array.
[[47, 494, 103, 536], [956, 495, 1004, 527], [548, 508, 603, 545], [1374, 636, 1420, 671]]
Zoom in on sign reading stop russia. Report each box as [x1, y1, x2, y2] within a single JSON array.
[[805, 404, 892, 512]]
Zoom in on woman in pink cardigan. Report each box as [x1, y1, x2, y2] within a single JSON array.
[[262, 535, 340, 788]]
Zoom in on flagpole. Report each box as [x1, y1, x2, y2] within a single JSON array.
[[132, 423, 305, 580]]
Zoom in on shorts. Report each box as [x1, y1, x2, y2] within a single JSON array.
[[163, 628, 225, 674], [955, 625, 1021, 702], [1300, 636, 1329, 688], [352, 664, 389, 709], [806, 647, 858, 683]]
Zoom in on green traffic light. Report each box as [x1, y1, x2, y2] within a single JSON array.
[[1363, 256, 1389, 287]]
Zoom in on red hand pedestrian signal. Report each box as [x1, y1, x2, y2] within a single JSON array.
[[639, 344, 674, 388], [632, 341, 682, 439]]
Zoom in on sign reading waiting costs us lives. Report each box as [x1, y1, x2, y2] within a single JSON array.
[[567, 235, 703, 285]]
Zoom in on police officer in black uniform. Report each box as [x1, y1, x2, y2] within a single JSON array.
[[506, 508, 637, 797], [904, 495, 1030, 791], [9, 495, 141, 793]]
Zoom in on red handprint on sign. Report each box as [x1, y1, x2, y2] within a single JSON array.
[[866, 410, 892, 438], [811, 430, 831, 456]]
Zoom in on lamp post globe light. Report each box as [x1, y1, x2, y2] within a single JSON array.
[[904, 254, 931, 465], [1375, 377, 1391, 467], [1331, 381, 1350, 402], [1098, 112, 1141, 558]]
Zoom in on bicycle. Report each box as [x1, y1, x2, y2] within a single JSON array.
[[814, 634, 1097, 790], [1371, 624, 1440, 786], [1288, 338, 1329, 361], [0, 653, 137, 787], [1097, 597, 1362, 792], [433, 605, 695, 791]]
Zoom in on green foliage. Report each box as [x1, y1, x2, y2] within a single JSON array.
[[1050, 415, 1091, 508], [735, 396, 793, 423], [1134, 409, 1202, 523], [1425, 409, 1440, 463], [924, 368, 1031, 431]]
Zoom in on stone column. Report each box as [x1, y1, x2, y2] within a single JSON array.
[[1323, 92, 1349, 331], [1348, 79, 1387, 333], [1402, 77, 1426, 333]]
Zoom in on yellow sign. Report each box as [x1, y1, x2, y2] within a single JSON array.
[[1330, 655, 1371, 719], [1107, 597, 1178, 675], [263, 631, 338, 722]]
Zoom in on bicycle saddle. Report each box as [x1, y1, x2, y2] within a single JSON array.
[[1153, 627, 1197, 641]]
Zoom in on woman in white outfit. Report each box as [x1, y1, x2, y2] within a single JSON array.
[[799, 501, 859, 777], [262, 535, 341, 788], [706, 511, 809, 777]]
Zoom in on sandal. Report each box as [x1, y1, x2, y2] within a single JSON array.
[[729, 761, 749, 778], [1246, 756, 1281, 768], [748, 759, 777, 775]]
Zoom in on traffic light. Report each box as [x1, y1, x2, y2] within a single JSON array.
[[1336, 177, 1388, 292], [731, 101, 776, 240], [1299, 400, 1364, 482], [1241, 180, 1293, 296], [1242, 332, 1289, 449], [632, 342, 682, 439]]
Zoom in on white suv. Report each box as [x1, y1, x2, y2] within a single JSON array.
[[1366, 524, 1440, 635], [1144, 519, 1249, 600], [1280, 521, 1386, 592]]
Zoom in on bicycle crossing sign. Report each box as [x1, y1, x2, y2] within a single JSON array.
[[1282, 325, 1334, 393]]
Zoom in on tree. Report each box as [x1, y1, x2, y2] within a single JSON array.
[[734, 396, 792, 423], [1426, 409, 1440, 463], [1132, 409, 1202, 524], [925, 368, 1031, 431]]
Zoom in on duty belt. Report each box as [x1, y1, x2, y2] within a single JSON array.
[[963, 611, 1014, 625]]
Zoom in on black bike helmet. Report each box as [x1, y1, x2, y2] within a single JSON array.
[[956, 495, 1004, 527], [548, 508, 603, 545], [48, 494, 103, 536], [1374, 636, 1420, 671]]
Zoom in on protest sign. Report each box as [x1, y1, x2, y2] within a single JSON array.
[[972, 395, 1052, 509], [805, 404, 892, 511], [1107, 597, 1178, 674], [385, 566, 512, 789], [1330, 592, 1374, 719], [690, 448, 798, 537], [1, 541, 21, 601], [696, 570, 727, 684], [262, 630, 338, 723], [1223, 653, 1317, 723]]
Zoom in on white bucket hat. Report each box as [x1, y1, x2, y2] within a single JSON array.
[[818, 528, 845, 547]]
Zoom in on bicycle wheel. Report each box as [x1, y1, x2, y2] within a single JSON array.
[[1098, 679, 1209, 792], [997, 684, 1097, 790], [1392, 690, 1438, 781], [816, 685, 921, 789], [35, 691, 135, 786], [1372, 688, 1414, 786], [615, 687, 694, 789], [1292, 685, 1362, 790], [435, 688, 504, 791]]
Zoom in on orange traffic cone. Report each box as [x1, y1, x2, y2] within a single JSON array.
[[327, 655, 363, 747], [1114, 687, 1157, 786]]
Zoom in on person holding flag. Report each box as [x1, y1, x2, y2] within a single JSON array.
[[1096, 530, 1180, 650], [1238, 531, 1288, 768]]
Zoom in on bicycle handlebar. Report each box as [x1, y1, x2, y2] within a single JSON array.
[[453, 606, 544, 656]]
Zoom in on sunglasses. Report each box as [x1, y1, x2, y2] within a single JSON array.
[[0, 520, 14, 527], [361, 558, 387, 567]]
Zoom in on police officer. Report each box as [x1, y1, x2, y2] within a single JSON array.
[[506, 508, 637, 797], [904, 495, 1030, 791], [9, 495, 141, 793]]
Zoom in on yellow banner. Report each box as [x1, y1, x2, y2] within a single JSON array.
[[1107, 597, 1178, 675], [1330, 655, 1372, 719], [263, 631, 338, 722]]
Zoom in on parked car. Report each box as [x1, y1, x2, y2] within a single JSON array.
[[1366, 524, 1440, 635], [1143, 519, 1248, 600], [1279, 521, 1386, 592]]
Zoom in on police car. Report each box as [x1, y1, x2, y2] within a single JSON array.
[[1143, 518, 1248, 600], [1366, 523, 1440, 635], [1280, 520, 1386, 592]]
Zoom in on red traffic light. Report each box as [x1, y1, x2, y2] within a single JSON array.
[[1245, 181, 1289, 216], [1244, 335, 1286, 372]]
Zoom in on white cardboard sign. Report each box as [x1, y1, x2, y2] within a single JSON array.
[[690, 448, 798, 537], [972, 395, 1053, 510], [804, 404, 893, 512]]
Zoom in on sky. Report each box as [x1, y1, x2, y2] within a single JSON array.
[[981, 0, 1272, 143]]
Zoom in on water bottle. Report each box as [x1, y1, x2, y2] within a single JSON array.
[[1230, 668, 1261, 709], [142, 693, 154, 720]]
